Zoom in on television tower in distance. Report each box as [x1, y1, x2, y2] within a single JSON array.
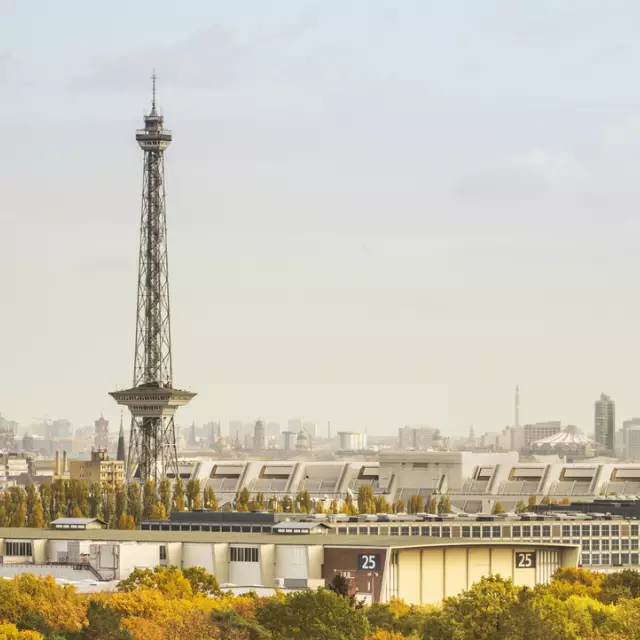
[[111, 74, 195, 485]]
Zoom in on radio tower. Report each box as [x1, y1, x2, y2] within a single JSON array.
[[110, 74, 195, 485]]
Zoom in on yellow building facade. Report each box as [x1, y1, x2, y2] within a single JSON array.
[[68, 450, 125, 486]]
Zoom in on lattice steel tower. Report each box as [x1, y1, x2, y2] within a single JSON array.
[[110, 74, 195, 485]]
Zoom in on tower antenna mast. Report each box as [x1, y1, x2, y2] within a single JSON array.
[[111, 74, 195, 485]]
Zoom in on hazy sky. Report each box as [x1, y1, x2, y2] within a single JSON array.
[[2, 1, 640, 436]]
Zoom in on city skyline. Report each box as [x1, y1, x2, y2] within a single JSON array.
[[3, 2, 640, 435]]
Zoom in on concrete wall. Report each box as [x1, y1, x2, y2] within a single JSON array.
[[183, 543, 215, 573], [228, 545, 261, 586], [119, 543, 162, 579]]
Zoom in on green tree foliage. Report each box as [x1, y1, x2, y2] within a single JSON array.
[[182, 566, 221, 596], [142, 480, 156, 520], [101, 483, 116, 529], [115, 483, 127, 526], [599, 568, 640, 604], [126, 482, 142, 525], [70, 600, 133, 640], [210, 609, 270, 640], [427, 495, 437, 514], [515, 500, 527, 514], [527, 495, 537, 511], [257, 588, 370, 640], [442, 575, 522, 639]]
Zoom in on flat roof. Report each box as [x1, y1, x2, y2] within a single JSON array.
[[0, 527, 579, 550]]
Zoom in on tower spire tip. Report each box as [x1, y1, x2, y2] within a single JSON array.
[[151, 70, 157, 112]]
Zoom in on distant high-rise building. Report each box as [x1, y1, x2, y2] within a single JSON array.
[[283, 431, 295, 452], [94, 414, 109, 451], [205, 421, 221, 447], [523, 422, 562, 447], [189, 421, 197, 447], [595, 393, 615, 452], [625, 426, 640, 459], [398, 426, 441, 450], [253, 420, 267, 451]]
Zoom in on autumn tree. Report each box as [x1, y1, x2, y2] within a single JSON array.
[[142, 480, 156, 520], [515, 500, 527, 514], [407, 494, 423, 514], [437, 495, 451, 514], [102, 483, 116, 528], [374, 496, 391, 514], [186, 478, 201, 511], [115, 483, 127, 526], [358, 485, 375, 514], [126, 481, 142, 525], [117, 566, 193, 600], [149, 503, 167, 520], [158, 477, 172, 515], [203, 487, 218, 511], [37, 483, 51, 527], [492, 501, 504, 515], [172, 478, 185, 512], [28, 500, 44, 529], [296, 490, 312, 513]]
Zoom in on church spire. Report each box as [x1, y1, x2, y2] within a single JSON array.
[[117, 410, 126, 463]]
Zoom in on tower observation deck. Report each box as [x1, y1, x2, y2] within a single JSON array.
[[110, 74, 195, 485]]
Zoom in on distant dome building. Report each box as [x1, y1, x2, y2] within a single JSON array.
[[295, 430, 310, 452], [532, 425, 592, 454]]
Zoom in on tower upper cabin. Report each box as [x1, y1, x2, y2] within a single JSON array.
[[136, 73, 172, 152]]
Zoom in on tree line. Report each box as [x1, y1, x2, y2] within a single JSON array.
[[1, 479, 459, 530], [4, 565, 640, 638], [0, 478, 217, 530]]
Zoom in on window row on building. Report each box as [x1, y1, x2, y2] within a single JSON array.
[[581, 553, 640, 566], [229, 547, 259, 563], [5, 541, 32, 557]]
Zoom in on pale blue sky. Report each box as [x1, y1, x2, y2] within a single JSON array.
[[2, 1, 640, 436]]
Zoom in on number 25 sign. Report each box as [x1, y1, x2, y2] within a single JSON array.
[[515, 551, 536, 569], [358, 554, 381, 571]]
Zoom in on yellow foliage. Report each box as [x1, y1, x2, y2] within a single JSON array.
[[122, 617, 165, 640], [0, 623, 43, 639], [388, 597, 410, 617], [366, 632, 410, 640]]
